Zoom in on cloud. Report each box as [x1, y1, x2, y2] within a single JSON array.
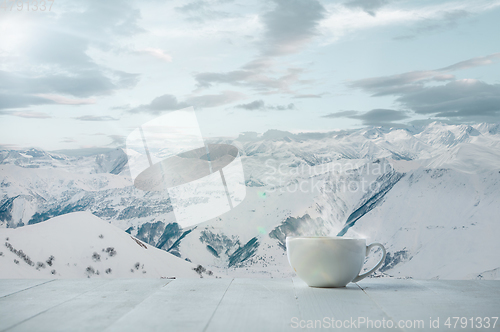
[[397, 79, 500, 120], [235, 100, 265, 110], [191, 0, 325, 96], [393, 9, 470, 40], [441, 53, 500, 71], [37, 94, 96, 105], [175, 0, 234, 22], [0, 70, 139, 110], [323, 109, 409, 126], [108, 135, 125, 146], [320, 1, 500, 44], [0, 0, 141, 110], [349, 53, 500, 96], [176, 0, 206, 12], [61, 137, 77, 143], [272, 103, 296, 111], [0, 110, 52, 119], [137, 48, 173, 62], [129, 91, 245, 113], [149, 94, 189, 111], [261, 0, 326, 56], [235, 99, 296, 111], [349, 54, 500, 122], [129, 94, 188, 113], [0, 144, 20, 150], [349, 70, 439, 97], [0, 92, 54, 109], [195, 70, 254, 89], [194, 64, 309, 95], [74, 115, 119, 121], [293, 94, 323, 99], [12, 111, 52, 119], [322, 110, 359, 118], [185, 91, 246, 108], [343, 0, 391, 16], [354, 108, 409, 126], [110, 104, 131, 111]]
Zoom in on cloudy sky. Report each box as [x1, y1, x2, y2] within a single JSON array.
[[1, 0, 500, 151]]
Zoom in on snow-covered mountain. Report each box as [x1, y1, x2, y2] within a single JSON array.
[[0, 212, 211, 278], [1, 122, 499, 279]]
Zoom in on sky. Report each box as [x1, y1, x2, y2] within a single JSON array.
[[1, 0, 500, 151]]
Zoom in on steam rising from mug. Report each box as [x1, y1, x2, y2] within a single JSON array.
[[125, 107, 246, 227]]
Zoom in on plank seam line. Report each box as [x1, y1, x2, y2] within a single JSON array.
[[202, 278, 234, 332], [0, 279, 55, 299], [355, 282, 406, 332], [1, 280, 112, 332], [161, 279, 175, 288]]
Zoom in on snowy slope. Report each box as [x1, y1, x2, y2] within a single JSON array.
[[343, 168, 500, 280], [0, 212, 210, 278]]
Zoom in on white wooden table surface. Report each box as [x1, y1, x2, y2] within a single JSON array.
[[0, 278, 498, 332]]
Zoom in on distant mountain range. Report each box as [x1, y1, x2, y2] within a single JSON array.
[[1, 122, 499, 279]]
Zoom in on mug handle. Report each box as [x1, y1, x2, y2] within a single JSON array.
[[352, 243, 387, 283]]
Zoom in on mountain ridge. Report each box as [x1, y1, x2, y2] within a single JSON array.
[[1, 122, 499, 279]]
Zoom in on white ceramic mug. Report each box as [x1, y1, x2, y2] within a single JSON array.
[[286, 237, 387, 288]]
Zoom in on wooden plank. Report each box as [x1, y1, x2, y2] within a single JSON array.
[[357, 278, 448, 330], [104, 278, 233, 332], [472, 280, 500, 293], [0, 278, 497, 332], [205, 278, 301, 332], [414, 280, 500, 318], [476, 280, 500, 292], [0, 279, 54, 298], [6, 279, 171, 332], [358, 278, 500, 331], [0, 279, 109, 331], [292, 278, 403, 331]]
